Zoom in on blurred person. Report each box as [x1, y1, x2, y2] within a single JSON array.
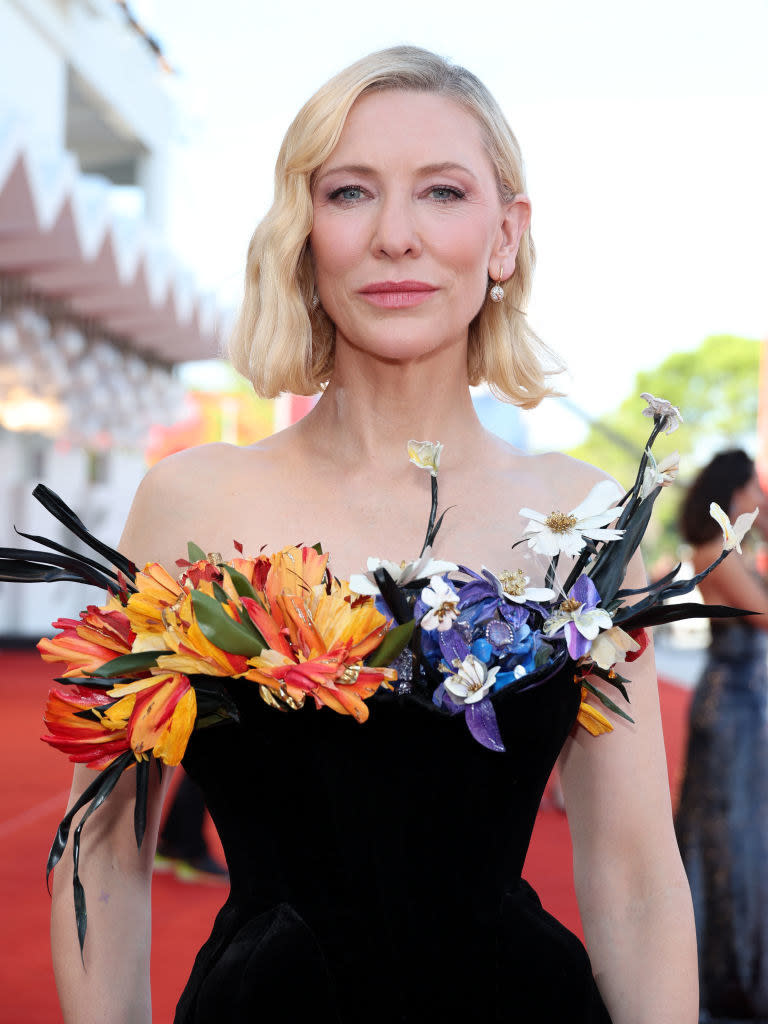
[[676, 449, 768, 1022], [155, 772, 228, 883]]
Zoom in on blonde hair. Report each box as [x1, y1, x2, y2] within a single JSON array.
[[228, 46, 563, 407]]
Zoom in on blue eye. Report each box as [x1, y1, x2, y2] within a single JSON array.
[[429, 186, 465, 202], [329, 185, 365, 203]]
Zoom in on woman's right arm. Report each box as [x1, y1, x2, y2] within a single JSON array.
[[51, 454, 199, 1023]]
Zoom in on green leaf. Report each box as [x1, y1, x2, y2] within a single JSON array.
[[190, 590, 264, 656], [588, 665, 630, 701], [223, 566, 259, 602], [311, 542, 323, 555], [366, 619, 416, 668], [91, 651, 166, 678], [582, 679, 634, 724], [187, 541, 207, 562]]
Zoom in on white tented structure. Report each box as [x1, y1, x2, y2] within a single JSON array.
[[0, 0, 220, 637]]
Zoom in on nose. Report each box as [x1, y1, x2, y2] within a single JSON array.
[[370, 192, 422, 260]]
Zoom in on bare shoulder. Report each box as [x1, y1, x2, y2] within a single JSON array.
[[529, 450, 616, 501], [119, 443, 268, 569], [488, 436, 618, 511]]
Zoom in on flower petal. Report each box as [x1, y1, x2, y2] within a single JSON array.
[[569, 479, 624, 522]]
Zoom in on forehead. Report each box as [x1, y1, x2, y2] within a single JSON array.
[[323, 89, 495, 177]]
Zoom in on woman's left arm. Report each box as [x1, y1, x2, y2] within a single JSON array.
[[558, 552, 697, 1024]]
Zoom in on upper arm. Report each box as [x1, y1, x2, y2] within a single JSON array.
[[557, 550, 682, 894], [54, 452, 209, 872], [548, 453, 682, 883]]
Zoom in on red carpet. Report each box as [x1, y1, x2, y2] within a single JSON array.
[[0, 649, 691, 1022]]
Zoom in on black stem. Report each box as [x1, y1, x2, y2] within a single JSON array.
[[420, 474, 439, 556]]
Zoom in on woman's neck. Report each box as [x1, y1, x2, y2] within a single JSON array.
[[297, 342, 488, 474]]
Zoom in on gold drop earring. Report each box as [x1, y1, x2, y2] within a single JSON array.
[[489, 266, 505, 303]]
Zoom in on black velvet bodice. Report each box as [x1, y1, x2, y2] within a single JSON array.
[[175, 667, 612, 1023]]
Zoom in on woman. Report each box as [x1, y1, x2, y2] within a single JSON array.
[[50, 47, 696, 1023], [676, 450, 768, 1022]]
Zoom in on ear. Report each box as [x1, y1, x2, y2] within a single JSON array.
[[489, 195, 531, 281]]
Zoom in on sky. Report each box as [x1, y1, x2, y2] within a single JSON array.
[[134, 0, 768, 450]]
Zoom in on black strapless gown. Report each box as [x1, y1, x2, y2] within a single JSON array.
[[676, 621, 768, 1022], [175, 666, 612, 1023]]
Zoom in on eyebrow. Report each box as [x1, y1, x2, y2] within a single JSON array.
[[317, 161, 480, 182]]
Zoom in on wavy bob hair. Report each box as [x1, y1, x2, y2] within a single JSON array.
[[228, 46, 563, 407]]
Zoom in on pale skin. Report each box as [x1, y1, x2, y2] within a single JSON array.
[[51, 90, 697, 1023]]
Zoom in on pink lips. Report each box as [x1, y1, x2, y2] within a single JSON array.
[[358, 280, 438, 309]]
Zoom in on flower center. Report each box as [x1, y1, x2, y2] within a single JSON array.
[[559, 597, 582, 613], [465, 677, 484, 693], [435, 602, 456, 621], [498, 568, 528, 597], [545, 511, 578, 534]]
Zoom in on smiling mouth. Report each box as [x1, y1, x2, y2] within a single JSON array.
[[358, 281, 438, 308]]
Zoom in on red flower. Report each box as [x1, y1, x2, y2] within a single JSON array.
[[38, 603, 135, 677], [42, 685, 131, 769], [624, 628, 650, 662]]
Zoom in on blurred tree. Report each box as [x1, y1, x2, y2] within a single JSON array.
[[568, 335, 761, 565]]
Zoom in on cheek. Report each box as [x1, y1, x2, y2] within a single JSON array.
[[310, 216, 365, 288], [439, 220, 494, 300], [437, 213, 496, 281]]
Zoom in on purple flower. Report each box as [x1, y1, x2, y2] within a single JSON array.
[[542, 574, 612, 660]]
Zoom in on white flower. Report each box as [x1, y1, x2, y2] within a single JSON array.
[[443, 654, 499, 705], [490, 567, 555, 604], [349, 547, 458, 597], [520, 479, 625, 558], [420, 575, 460, 631], [709, 502, 758, 554], [639, 450, 680, 500], [589, 626, 641, 671], [640, 393, 683, 434], [543, 600, 613, 645], [407, 439, 443, 476]]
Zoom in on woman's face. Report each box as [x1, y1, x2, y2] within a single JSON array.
[[310, 89, 529, 366]]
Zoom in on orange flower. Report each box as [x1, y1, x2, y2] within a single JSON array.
[[264, 546, 328, 611], [109, 672, 196, 765], [42, 686, 131, 769], [42, 671, 196, 770], [576, 686, 614, 736], [157, 592, 251, 676], [244, 548, 396, 722], [38, 600, 135, 677], [123, 562, 183, 639]]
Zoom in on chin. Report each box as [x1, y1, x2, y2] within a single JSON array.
[[336, 316, 470, 365]]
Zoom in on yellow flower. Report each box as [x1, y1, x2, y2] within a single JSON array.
[[576, 688, 614, 736], [157, 592, 252, 676], [123, 562, 183, 644], [110, 672, 196, 764]]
